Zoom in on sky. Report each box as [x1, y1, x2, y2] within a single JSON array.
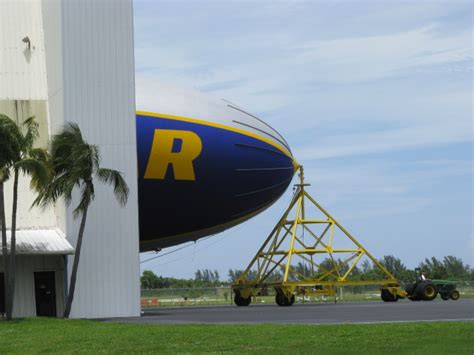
[[134, 0, 473, 280]]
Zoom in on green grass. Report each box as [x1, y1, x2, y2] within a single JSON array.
[[0, 318, 473, 353]]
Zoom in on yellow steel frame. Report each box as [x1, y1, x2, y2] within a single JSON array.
[[233, 166, 405, 301]]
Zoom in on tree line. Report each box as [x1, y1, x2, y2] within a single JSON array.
[[141, 255, 474, 289], [1, 115, 129, 320]]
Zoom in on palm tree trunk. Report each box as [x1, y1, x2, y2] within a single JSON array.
[[0, 181, 12, 320], [7, 169, 19, 319], [63, 206, 88, 318]]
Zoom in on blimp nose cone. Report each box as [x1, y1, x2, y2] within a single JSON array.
[[136, 86, 295, 251]]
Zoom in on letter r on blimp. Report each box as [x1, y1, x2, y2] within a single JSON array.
[[144, 129, 202, 181]]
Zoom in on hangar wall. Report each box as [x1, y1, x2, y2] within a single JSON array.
[[1, 0, 139, 318], [0, 255, 66, 317], [0, 1, 56, 231], [0, 0, 47, 100], [41, 0, 140, 318]]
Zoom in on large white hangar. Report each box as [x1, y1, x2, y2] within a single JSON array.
[[0, 0, 140, 318]]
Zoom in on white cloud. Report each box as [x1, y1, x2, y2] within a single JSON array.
[[287, 27, 471, 82], [295, 119, 472, 161], [136, 23, 472, 131]]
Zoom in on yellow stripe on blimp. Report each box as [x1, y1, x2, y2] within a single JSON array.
[[136, 110, 293, 159]]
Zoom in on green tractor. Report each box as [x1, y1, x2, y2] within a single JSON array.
[[405, 268, 460, 301]]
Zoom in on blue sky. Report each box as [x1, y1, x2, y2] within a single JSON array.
[[134, 0, 473, 279]]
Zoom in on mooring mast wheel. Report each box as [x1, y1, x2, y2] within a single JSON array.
[[275, 293, 294, 306], [234, 294, 251, 306], [275, 293, 287, 306]]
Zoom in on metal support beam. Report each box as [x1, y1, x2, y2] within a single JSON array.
[[232, 166, 405, 306]]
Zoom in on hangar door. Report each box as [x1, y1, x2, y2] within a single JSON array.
[[34, 272, 57, 317]]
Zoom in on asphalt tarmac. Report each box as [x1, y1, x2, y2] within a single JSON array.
[[105, 298, 474, 325]]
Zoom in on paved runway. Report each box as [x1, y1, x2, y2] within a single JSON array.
[[106, 299, 474, 325]]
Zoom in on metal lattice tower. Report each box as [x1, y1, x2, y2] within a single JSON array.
[[233, 166, 404, 305]]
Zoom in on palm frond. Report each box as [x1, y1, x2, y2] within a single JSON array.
[[14, 158, 50, 190], [22, 116, 39, 150], [0, 114, 22, 166], [90, 144, 100, 171], [51, 123, 83, 165], [32, 172, 76, 210], [97, 168, 129, 206], [51, 123, 95, 179], [29, 148, 49, 162], [39, 122, 129, 217], [0, 166, 11, 183]]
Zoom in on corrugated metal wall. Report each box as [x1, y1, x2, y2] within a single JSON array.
[[0, 0, 47, 100], [0, 255, 65, 318], [0, 1, 65, 318], [0, 1, 56, 230], [41, 0, 66, 233], [42, 0, 140, 318]]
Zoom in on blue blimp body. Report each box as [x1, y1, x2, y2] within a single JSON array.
[[136, 83, 296, 251]]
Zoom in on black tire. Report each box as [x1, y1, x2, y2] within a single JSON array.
[[441, 293, 450, 301], [449, 290, 460, 300], [234, 294, 251, 306], [416, 281, 438, 301], [405, 283, 416, 296], [287, 295, 295, 306], [234, 296, 241, 306], [275, 293, 287, 306], [408, 295, 421, 301], [275, 293, 294, 306], [381, 289, 397, 302]]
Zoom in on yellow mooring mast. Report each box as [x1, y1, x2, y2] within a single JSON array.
[[232, 166, 406, 306]]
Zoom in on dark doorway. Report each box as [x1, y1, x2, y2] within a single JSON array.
[[34, 271, 57, 317], [0, 273, 5, 314]]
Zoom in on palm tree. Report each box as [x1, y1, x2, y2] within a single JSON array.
[[0, 114, 49, 320], [34, 123, 129, 318], [0, 114, 20, 320]]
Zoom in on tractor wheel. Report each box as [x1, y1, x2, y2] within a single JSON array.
[[416, 281, 438, 301], [234, 294, 251, 306], [408, 295, 421, 301], [381, 289, 397, 302], [405, 283, 416, 296], [449, 290, 460, 300], [441, 293, 450, 301]]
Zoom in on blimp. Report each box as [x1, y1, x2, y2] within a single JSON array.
[[136, 83, 297, 251]]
